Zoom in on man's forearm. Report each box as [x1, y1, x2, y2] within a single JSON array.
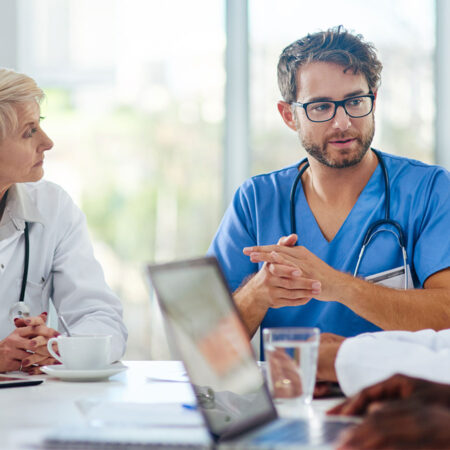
[[317, 342, 340, 382], [233, 278, 269, 337], [336, 272, 450, 331]]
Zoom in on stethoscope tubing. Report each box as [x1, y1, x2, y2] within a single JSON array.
[[8, 222, 31, 322], [289, 149, 409, 288], [19, 222, 30, 304]]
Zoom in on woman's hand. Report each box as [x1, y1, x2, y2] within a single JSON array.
[[0, 326, 37, 372], [0, 313, 60, 374]]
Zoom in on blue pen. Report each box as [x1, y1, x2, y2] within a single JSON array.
[[181, 403, 197, 411]]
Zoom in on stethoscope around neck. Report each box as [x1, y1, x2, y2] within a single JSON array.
[[8, 222, 31, 321], [289, 149, 409, 289]]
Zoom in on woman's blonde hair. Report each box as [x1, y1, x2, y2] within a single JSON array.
[[0, 68, 44, 141]]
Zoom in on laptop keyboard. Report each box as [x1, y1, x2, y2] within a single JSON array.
[[43, 442, 212, 450], [249, 418, 351, 445]]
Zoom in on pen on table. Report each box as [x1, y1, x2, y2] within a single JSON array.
[[181, 403, 197, 411]]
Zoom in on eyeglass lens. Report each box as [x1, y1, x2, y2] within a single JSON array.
[[306, 96, 372, 122]]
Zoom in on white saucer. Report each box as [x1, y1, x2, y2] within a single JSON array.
[[41, 362, 128, 381]]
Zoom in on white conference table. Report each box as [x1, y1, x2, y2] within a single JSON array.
[[0, 361, 343, 449]]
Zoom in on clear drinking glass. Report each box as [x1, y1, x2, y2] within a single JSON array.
[[263, 327, 320, 405]]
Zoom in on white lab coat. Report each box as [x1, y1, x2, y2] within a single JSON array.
[[335, 329, 450, 397], [0, 180, 127, 362]]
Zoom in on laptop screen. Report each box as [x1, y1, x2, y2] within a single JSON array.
[[147, 257, 277, 441]]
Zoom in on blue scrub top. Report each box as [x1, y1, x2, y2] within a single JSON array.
[[208, 151, 450, 341]]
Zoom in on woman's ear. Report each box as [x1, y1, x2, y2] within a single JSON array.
[[277, 101, 298, 131]]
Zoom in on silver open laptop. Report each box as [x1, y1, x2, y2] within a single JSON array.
[[45, 256, 356, 449], [145, 256, 356, 448]]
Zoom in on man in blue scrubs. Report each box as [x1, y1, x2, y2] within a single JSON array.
[[208, 27, 450, 344]]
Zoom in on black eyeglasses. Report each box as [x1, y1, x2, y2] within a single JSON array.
[[291, 94, 375, 123]]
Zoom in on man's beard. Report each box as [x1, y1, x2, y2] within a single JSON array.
[[300, 119, 375, 169]]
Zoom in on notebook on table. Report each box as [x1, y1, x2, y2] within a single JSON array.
[[45, 256, 357, 449]]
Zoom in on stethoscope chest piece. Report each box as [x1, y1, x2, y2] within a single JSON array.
[[9, 301, 31, 322]]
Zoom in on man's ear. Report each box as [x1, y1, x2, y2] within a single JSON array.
[[372, 90, 378, 113], [277, 101, 298, 131]]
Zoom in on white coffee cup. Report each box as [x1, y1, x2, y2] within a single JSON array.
[[47, 334, 112, 370]]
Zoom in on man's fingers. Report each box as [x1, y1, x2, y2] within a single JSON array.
[[275, 276, 321, 293], [249, 250, 298, 267], [273, 297, 312, 307], [277, 234, 298, 246], [265, 263, 322, 295], [243, 244, 280, 255], [268, 263, 301, 278], [272, 286, 319, 300], [244, 243, 304, 257]]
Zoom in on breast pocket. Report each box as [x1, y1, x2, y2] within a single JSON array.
[[14, 276, 53, 317], [365, 264, 414, 289]]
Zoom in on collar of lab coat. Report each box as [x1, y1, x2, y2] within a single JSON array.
[[0, 183, 46, 234]]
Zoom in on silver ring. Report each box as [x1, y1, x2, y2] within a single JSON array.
[[19, 361, 23, 371]]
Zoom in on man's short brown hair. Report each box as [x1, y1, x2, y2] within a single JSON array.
[[277, 26, 383, 103]]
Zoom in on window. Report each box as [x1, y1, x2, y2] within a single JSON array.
[[14, 0, 225, 358]]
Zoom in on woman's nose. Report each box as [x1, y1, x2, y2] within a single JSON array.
[[40, 130, 54, 151]]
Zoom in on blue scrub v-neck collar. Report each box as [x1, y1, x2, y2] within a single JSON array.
[[296, 161, 383, 249]]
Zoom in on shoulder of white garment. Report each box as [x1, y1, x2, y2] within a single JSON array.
[[2, 181, 81, 236], [335, 329, 450, 396], [21, 180, 79, 216]]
